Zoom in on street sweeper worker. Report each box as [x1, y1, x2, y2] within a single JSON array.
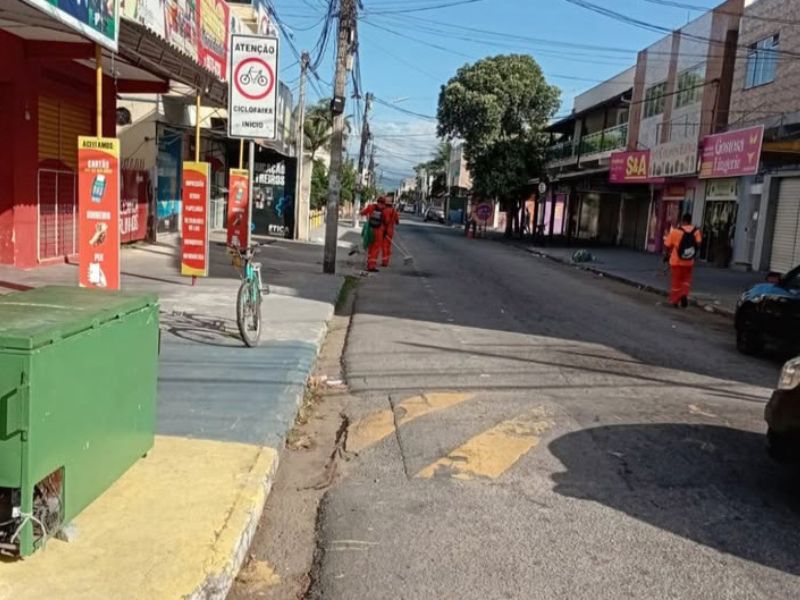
[[381, 196, 401, 267], [361, 195, 387, 272]]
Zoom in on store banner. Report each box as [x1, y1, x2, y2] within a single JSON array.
[[609, 150, 658, 184], [121, 0, 166, 38], [199, 0, 230, 80], [649, 140, 699, 179], [166, 0, 198, 60], [181, 162, 210, 277], [121, 169, 150, 243], [24, 0, 119, 51], [227, 169, 250, 249], [228, 33, 279, 139], [78, 137, 121, 290], [699, 125, 764, 179]]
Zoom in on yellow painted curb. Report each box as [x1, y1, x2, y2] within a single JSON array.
[[0, 435, 279, 600]]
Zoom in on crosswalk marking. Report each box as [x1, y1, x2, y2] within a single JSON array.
[[416, 410, 553, 480], [347, 392, 474, 454]]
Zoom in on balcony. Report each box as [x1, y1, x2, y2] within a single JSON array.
[[578, 123, 628, 156], [545, 139, 576, 162]]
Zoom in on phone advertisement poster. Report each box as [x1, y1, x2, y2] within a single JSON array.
[[181, 162, 210, 277], [78, 137, 120, 290], [227, 169, 250, 249]]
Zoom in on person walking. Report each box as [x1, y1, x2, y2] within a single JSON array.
[[663, 213, 702, 308], [361, 196, 387, 272], [381, 196, 401, 267]]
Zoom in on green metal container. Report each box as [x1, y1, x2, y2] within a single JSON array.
[[0, 286, 159, 557]]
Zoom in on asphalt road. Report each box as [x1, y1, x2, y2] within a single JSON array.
[[310, 219, 799, 600]]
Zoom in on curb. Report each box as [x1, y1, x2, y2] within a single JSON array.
[[520, 246, 736, 319]]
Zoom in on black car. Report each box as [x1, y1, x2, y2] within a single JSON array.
[[765, 356, 800, 462], [735, 265, 800, 355]]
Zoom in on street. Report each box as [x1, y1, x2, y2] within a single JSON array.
[[307, 219, 799, 599]]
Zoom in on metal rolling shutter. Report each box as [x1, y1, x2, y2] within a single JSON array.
[[770, 178, 800, 274]]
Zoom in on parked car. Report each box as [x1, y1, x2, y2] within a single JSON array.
[[735, 265, 800, 355], [425, 207, 446, 224], [404, 204, 416, 214], [765, 356, 800, 462]]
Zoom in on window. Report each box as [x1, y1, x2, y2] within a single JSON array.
[[745, 34, 779, 89], [644, 82, 667, 118], [675, 64, 705, 108]]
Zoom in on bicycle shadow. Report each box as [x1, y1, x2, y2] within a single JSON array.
[[160, 311, 244, 348]]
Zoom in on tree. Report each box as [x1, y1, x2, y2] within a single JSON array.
[[340, 160, 357, 207], [310, 159, 328, 210], [301, 100, 353, 161], [437, 54, 560, 236]]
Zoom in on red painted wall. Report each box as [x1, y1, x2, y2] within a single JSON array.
[[0, 29, 116, 268]]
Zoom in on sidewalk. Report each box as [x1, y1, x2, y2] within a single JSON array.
[[0, 233, 345, 599], [516, 244, 762, 316]]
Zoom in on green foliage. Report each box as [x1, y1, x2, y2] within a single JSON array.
[[414, 141, 451, 176], [302, 100, 353, 160], [310, 159, 328, 210], [436, 54, 560, 199], [341, 160, 357, 206]]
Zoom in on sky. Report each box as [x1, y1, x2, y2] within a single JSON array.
[[271, 0, 719, 187]]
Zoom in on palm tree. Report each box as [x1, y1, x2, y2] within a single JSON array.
[[299, 100, 352, 160]]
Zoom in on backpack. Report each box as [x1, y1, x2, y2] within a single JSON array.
[[368, 207, 384, 228], [678, 227, 699, 260]]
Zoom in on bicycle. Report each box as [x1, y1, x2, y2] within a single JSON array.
[[230, 243, 267, 347], [239, 67, 269, 87]]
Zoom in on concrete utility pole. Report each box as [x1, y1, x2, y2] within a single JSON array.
[[353, 92, 372, 228], [323, 0, 355, 274], [294, 51, 310, 241]]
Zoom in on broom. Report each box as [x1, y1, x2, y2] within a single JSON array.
[[392, 237, 414, 266]]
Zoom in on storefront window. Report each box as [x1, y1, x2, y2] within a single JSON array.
[[156, 127, 182, 233]]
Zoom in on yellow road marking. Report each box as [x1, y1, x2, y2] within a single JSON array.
[[347, 392, 474, 453], [416, 410, 554, 480]]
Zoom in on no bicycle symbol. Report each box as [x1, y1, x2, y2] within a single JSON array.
[[475, 203, 493, 222], [234, 57, 275, 101]]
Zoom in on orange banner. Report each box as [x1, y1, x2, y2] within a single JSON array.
[[227, 169, 250, 249], [78, 137, 120, 290], [181, 162, 210, 277]]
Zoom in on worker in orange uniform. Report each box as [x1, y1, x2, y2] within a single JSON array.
[[381, 196, 401, 267], [361, 196, 387, 272], [663, 213, 702, 308]]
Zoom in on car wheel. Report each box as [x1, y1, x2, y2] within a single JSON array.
[[767, 428, 800, 463], [736, 326, 764, 355]]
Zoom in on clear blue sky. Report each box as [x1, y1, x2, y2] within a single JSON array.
[[271, 0, 718, 186]]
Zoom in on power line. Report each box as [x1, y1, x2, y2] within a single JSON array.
[[364, 0, 487, 15], [373, 96, 438, 120], [640, 0, 800, 27]]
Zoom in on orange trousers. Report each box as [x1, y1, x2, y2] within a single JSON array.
[[367, 227, 384, 270], [669, 264, 694, 305], [382, 229, 395, 267]]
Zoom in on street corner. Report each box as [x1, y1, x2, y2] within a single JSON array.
[[0, 436, 279, 600]]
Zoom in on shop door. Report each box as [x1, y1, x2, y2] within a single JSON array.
[[37, 96, 90, 261], [770, 177, 800, 274], [620, 195, 649, 250]]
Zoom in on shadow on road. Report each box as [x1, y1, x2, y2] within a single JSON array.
[[549, 423, 800, 576]]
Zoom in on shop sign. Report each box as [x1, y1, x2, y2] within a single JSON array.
[[227, 169, 250, 249], [706, 178, 739, 200], [649, 140, 699, 179], [78, 137, 121, 290], [699, 125, 764, 179], [181, 162, 210, 277], [609, 150, 660, 184], [199, 0, 230, 80], [228, 33, 279, 139], [120, 169, 150, 243], [121, 0, 165, 37], [24, 0, 118, 50], [166, 0, 199, 60], [256, 162, 285, 186]]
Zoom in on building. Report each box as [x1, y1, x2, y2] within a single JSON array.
[[446, 142, 472, 221]]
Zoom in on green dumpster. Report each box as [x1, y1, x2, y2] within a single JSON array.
[[0, 286, 159, 557]]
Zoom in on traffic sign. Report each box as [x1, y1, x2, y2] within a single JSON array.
[[229, 34, 279, 140], [474, 203, 493, 222], [538, 182, 547, 195]]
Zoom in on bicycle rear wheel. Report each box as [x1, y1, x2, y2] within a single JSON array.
[[236, 278, 262, 347]]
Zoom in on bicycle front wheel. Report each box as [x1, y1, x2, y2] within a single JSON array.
[[237, 278, 262, 347]]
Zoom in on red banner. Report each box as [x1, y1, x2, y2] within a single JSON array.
[[121, 169, 150, 243], [78, 137, 120, 290], [198, 0, 230, 80], [609, 150, 660, 184], [181, 162, 210, 277], [699, 125, 764, 179], [227, 169, 250, 249]]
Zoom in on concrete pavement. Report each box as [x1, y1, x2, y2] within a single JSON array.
[[310, 219, 798, 600], [0, 233, 344, 599]]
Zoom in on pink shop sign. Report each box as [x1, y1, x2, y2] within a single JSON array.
[[699, 125, 764, 179]]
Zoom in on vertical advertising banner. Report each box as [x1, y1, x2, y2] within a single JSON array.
[[181, 162, 210, 277], [199, 0, 230, 80], [227, 169, 250, 249], [78, 137, 121, 290]]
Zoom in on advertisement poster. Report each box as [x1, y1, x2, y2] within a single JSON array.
[[199, 0, 229, 80], [228, 34, 279, 139], [165, 0, 198, 60], [227, 169, 250, 249], [78, 137, 120, 290], [121, 168, 150, 243], [609, 150, 662, 184], [121, 0, 166, 37], [23, 0, 118, 51], [649, 140, 699, 179], [699, 125, 764, 179], [181, 162, 210, 277]]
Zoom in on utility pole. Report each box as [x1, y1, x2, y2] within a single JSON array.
[[367, 144, 376, 190], [294, 51, 310, 241], [353, 92, 372, 227], [323, 0, 355, 274]]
